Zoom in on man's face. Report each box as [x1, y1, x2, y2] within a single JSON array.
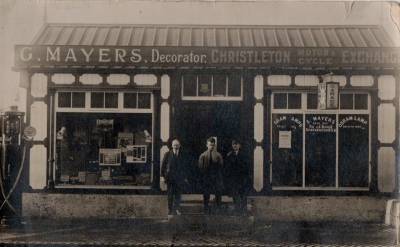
[[206, 141, 215, 151], [232, 143, 240, 152], [172, 140, 180, 151]]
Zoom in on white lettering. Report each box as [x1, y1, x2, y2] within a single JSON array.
[[65, 48, 77, 62], [46, 47, 60, 62], [80, 48, 94, 62], [130, 49, 142, 63], [20, 47, 32, 61], [115, 49, 126, 62], [99, 48, 111, 62]]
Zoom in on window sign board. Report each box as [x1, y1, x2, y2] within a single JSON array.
[[278, 130, 292, 149], [99, 148, 121, 166], [126, 145, 147, 163], [318, 82, 327, 110], [318, 82, 339, 110], [326, 82, 339, 109]]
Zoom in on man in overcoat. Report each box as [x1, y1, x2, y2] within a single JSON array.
[[161, 138, 190, 215], [224, 139, 250, 215], [198, 137, 224, 214]]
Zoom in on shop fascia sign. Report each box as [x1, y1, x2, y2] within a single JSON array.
[[14, 45, 400, 68], [318, 81, 339, 110]]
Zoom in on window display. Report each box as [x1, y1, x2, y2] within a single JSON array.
[[55, 112, 153, 187]]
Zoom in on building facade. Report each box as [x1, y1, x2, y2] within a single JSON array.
[[13, 23, 400, 219]]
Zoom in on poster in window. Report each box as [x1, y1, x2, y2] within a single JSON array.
[[272, 114, 303, 186], [338, 115, 369, 187], [305, 114, 336, 187], [117, 132, 134, 153], [278, 130, 292, 149], [126, 145, 147, 163], [99, 148, 121, 166]]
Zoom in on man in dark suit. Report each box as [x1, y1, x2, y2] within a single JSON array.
[[198, 137, 224, 214], [224, 139, 250, 215], [161, 138, 189, 215]]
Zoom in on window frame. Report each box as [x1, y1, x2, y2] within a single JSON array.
[[181, 74, 243, 101], [53, 89, 155, 190], [270, 91, 371, 191]]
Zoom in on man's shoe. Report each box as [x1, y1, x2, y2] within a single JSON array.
[[175, 210, 181, 216]]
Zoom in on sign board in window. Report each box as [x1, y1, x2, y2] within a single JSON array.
[[278, 130, 292, 149], [318, 82, 339, 110], [99, 148, 121, 166], [126, 145, 147, 163]]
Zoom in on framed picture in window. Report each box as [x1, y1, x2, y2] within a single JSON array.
[[99, 148, 121, 166]]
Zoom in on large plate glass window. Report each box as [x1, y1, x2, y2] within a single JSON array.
[[270, 92, 370, 190], [55, 91, 153, 189]]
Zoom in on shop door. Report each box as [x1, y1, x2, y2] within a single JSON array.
[[175, 102, 241, 192]]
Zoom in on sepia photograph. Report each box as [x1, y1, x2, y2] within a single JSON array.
[[0, 0, 399, 246]]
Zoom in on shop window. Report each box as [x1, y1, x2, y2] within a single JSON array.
[[273, 93, 287, 109], [213, 74, 226, 97], [340, 94, 353, 109], [198, 74, 212, 96], [271, 91, 370, 190], [105, 93, 118, 108], [124, 93, 137, 108], [91, 92, 105, 108], [228, 75, 241, 97], [288, 93, 301, 109], [138, 93, 151, 108], [307, 93, 318, 109], [354, 94, 368, 109], [182, 74, 242, 100], [58, 92, 71, 108], [55, 113, 153, 187], [72, 92, 85, 108], [183, 75, 197, 96]]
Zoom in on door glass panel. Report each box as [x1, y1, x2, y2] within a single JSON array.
[[305, 114, 336, 187], [183, 75, 197, 96], [228, 75, 241, 97], [213, 75, 226, 96], [338, 114, 369, 187], [198, 74, 212, 96], [272, 114, 303, 186]]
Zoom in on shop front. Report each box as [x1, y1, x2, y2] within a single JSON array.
[[13, 24, 400, 219]]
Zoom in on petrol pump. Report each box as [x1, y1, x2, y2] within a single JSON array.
[[0, 106, 31, 227]]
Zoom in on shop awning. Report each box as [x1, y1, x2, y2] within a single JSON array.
[[32, 24, 394, 47], [14, 24, 400, 69]]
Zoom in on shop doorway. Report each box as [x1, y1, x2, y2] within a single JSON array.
[[175, 102, 242, 192]]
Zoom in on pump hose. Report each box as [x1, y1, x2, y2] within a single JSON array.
[[0, 144, 27, 215]]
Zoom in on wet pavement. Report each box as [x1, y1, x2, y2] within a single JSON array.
[[0, 218, 398, 246]]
